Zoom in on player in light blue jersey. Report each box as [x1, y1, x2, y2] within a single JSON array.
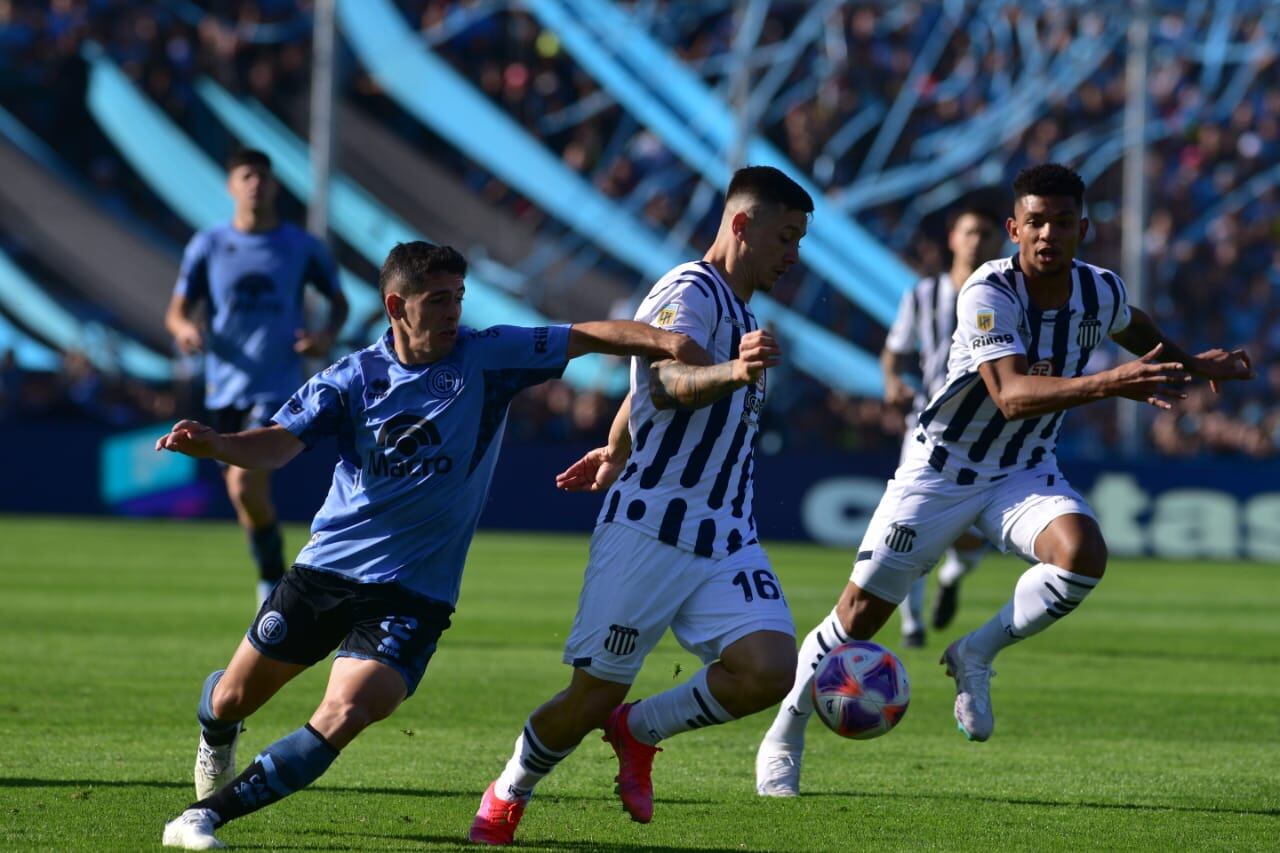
[[157, 241, 703, 851], [165, 149, 349, 605]]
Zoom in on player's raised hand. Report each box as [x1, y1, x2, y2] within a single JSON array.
[[555, 446, 625, 493], [1107, 343, 1192, 409], [155, 419, 224, 458], [884, 374, 916, 410], [1191, 347, 1254, 393], [733, 329, 782, 384]]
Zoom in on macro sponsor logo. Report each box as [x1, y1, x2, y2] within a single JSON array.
[[369, 414, 453, 478]]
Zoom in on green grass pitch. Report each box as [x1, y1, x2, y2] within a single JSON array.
[[1, 515, 1277, 850]]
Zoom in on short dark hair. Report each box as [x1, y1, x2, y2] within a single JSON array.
[[726, 165, 814, 214], [1012, 163, 1085, 210], [226, 148, 272, 174], [379, 241, 468, 296], [946, 204, 1001, 232]]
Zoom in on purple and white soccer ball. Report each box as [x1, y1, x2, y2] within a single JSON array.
[[811, 640, 910, 740]]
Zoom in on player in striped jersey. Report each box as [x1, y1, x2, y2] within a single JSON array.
[[883, 207, 1005, 648], [472, 167, 811, 844], [757, 163, 1252, 796]]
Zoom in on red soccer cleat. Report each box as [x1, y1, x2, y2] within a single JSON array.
[[602, 702, 661, 823], [468, 782, 527, 845]]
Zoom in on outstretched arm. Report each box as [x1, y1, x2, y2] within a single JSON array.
[[556, 394, 632, 493], [649, 328, 780, 410], [1112, 307, 1253, 392], [979, 344, 1193, 420], [155, 420, 304, 469], [567, 320, 705, 362]]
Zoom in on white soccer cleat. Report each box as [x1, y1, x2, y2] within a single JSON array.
[[194, 729, 239, 800], [755, 740, 803, 797], [941, 638, 996, 742], [162, 808, 226, 850]]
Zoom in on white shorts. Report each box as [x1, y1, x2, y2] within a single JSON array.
[[851, 449, 1095, 604], [563, 523, 795, 684], [898, 427, 985, 545]]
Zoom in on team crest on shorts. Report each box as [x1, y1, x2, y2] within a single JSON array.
[[976, 310, 996, 332], [257, 611, 288, 645], [655, 303, 679, 328], [604, 624, 640, 656], [885, 523, 917, 553]]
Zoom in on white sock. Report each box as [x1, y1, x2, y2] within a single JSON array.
[[900, 577, 926, 635], [762, 607, 848, 747], [938, 545, 986, 587], [627, 667, 734, 746], [492, 719, 575, 801], [965, 563, 1100, 663]]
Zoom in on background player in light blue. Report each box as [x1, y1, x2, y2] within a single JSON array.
[[165, 148, 349, 605], [156, 241, 703, 850]]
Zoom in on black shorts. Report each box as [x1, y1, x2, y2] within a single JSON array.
[[209, 401, 283, 470], [208, 400, 282, 434], [247, 566, 454, 695]]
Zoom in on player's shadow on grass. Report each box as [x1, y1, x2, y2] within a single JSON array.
[[0, 777, 714, 808], [804, 788, 1280, 817], [313, 828, 762, 852]]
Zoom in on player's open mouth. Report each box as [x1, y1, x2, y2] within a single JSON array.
[[1036, 248, 1060, 261]]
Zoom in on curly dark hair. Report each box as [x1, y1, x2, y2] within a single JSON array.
[[1012, 163, 1085, 209]]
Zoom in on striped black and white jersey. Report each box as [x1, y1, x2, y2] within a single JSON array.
[[597, 261, 763, 559], [883, 273, 959, 412], [915, 255, 1131, 483]]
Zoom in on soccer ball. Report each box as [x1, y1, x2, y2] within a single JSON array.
[[811, 641, 910, 739]]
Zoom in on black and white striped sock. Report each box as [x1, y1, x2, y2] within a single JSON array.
[[493, 720, 575, 802], [966, 563, 1100, 663], [762, 607, 848, 746], [627, 667, 735, 746]]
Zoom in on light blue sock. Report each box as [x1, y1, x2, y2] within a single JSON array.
[[196, 670, 241, 745]]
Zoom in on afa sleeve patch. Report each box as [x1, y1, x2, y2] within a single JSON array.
[[654, 303, 679, 328], [976, 310, 996, 332]]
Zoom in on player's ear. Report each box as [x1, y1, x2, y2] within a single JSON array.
[[731, 210, 751, 240], [1078, 217, 1090, 242], [1005, 215, 1019, 244], [385, 292, 405, 322]]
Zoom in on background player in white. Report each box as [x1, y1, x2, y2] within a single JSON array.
[[756, 163, 1252, 797], [165, 149, 349, 605], [471, 167, 812, 845], [156, 240, 702, 850], [883, 206, 1006, 647]]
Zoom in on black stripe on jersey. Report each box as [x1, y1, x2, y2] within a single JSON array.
[[708, 422, 748, 509], [626, 500, 646, 521], [730, 444, 754, 518], [634, 419, 655, 453], [932, 275, 949, 361], [998, 305, 1046, 467], [674, 274, 711, 300], [695, 519, 716, 557], [941, 380, 992, 441], [681, 323, 741, 487], [697, 261, 750, 319], [967, 410, 1008, 462], [603, 490, 621, 523], [928, 445, 949, 472], [1074, 266, 1102, 376], [727, 528, 743, 553], [918, 371, 979, 428], [658, 498, 687, 547], [640, 410, 693, 489]]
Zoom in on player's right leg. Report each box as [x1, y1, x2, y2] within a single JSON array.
[[758, 466, 976, 796], [472, 524, 687, 844], [899, 577, 927, 647], [223, 465, 284, 606]]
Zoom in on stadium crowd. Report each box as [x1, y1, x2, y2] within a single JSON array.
[[0, 0, 1275, 457]]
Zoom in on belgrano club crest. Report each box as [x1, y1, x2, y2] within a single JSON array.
[[885, 523, 917, 553]]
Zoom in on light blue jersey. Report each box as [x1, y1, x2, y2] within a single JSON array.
[[271, 325, 570, 606], [175, 222, 340, 409]]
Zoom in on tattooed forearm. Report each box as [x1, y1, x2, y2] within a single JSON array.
[[649, 359, 744, 410]]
